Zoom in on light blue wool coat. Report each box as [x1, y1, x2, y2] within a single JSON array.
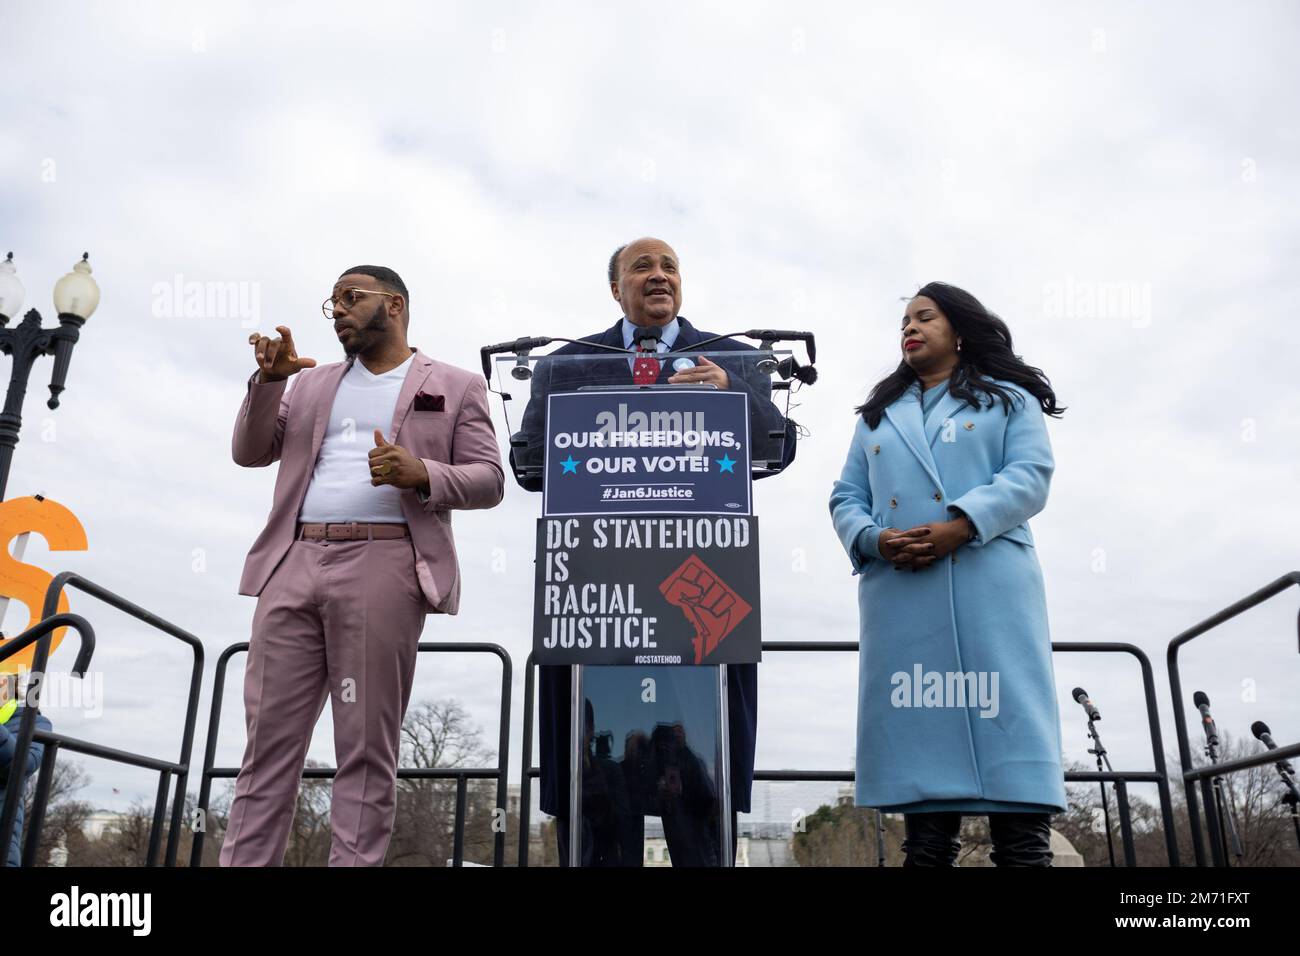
[[829, 377, 1066, 814]]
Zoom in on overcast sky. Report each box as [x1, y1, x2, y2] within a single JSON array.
[[1, 0, 1298, 836]]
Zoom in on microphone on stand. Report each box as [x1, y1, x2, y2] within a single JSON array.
[[743, 329, 817, 365], [683, 329, 818, 373], [1072, 686, 1121, 865], [1194, 691, 1220, 748], [480, 334, 636, 382], [480, 336, 555, 380], [1253, 720, 1300, 852], [1193, 690, 1243, 864], [1252, 721, 1294, 771], [1072, 687, 1102, 722]]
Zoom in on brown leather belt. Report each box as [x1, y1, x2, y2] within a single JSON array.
[[297, 522, 410, 541]]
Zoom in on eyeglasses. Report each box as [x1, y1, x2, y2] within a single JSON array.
[[322, 288, 397, 319]]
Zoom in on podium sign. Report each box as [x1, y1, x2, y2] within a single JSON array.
[[534, 515, 761, 665], [533, 383, 757, 868], [541, 389, 752, 516]]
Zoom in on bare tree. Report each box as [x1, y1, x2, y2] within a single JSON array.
[[18, 759, 93, 866], [386, 699, 498, 866], [1170, 732, 1300, 867]]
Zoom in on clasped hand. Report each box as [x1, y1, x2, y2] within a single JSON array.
[[879, 517, 972, 572]]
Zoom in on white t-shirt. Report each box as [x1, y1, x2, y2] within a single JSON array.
[[298, 354, 414, 523]]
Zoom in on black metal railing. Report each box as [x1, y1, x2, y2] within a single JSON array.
[[517, 650, 541, 867], [516, 640, 1178, 866], [21, 573, 1298, 868], [1052, 641, 1179, 867], [0, 611, 94, 864], [1, 571, 204, 867], [1167, 571, 1300, 867], [193, 640, 512, 867]]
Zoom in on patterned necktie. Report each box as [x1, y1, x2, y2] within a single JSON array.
[[632, 344, 661, 385]]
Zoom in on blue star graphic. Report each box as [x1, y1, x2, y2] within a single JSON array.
[[560, 455, 579, 475], [716, 454, 736, 474]]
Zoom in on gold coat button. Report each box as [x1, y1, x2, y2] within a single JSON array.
[[872, 444, 881, 455], [933, 492, 942, 502], [889, 497, 898, 508], [964, 422, 975, 430]]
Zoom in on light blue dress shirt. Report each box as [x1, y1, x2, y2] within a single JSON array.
[[621, 316, 682, 374], [620, 316, 680, 352]]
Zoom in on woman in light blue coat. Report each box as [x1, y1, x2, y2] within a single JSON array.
[[829, 282, 1067, 866]]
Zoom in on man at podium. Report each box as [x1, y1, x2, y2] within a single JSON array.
[[512, 237, 796, 865]]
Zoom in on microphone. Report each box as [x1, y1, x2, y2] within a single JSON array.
[[776, 355, 818, 385], [1072, 687, 1101, 721], [1253, 720, 1295, 771], [1194, 691, 1220, 748], [744, 329, 817, 364], [634, 328, 663, 353], [691, 327, 811, 369], [481, 335, 554, 354], [479, 336, 555, 379]]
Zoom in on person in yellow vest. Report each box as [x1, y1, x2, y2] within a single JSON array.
[[0, 670, 52, 866]]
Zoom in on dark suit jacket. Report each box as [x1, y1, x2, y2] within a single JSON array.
[[512, 316, 797, 818]]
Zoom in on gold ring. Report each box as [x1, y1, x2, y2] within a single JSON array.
[[380, 462, 392, 476]]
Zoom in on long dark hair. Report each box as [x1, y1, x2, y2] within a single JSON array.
[[856, 281, 1065, 428]]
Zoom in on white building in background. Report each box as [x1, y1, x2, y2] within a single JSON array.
[[641, 835, 753, 867], [81, 809, 124, 839]]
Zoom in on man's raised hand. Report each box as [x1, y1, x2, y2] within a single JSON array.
[[249, 326, 317, 383]]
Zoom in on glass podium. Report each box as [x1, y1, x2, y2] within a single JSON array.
[[493, 346, 795, 867], [566, 663, 731, 867]]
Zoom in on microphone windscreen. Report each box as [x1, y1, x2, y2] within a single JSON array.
[[1193, 691, 1210, 708], [1072, 687, 1088, 703], [1251, 720, 1270, 739]]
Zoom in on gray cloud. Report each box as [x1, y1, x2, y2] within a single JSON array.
[[0, 0, 1297, 827]]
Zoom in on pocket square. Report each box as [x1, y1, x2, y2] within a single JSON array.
[[414, 391, 445, 412]]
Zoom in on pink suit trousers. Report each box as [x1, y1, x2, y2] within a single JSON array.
[[219, 536, 427, 866]]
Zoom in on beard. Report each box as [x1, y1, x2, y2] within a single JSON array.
[[341, 300, 389, 356]]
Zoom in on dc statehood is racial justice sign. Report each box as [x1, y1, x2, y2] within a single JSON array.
[[533, 516, 762, 666]]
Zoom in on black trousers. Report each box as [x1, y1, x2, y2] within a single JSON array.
[[902, 811, 1054, 867]]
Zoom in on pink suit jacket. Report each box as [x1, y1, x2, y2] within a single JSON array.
[[232, 348, 504, 614]]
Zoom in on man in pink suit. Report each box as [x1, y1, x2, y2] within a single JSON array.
[[219, 265, 504, 867]]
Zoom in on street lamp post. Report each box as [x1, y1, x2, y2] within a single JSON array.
[[0, 253, 100, 500]]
